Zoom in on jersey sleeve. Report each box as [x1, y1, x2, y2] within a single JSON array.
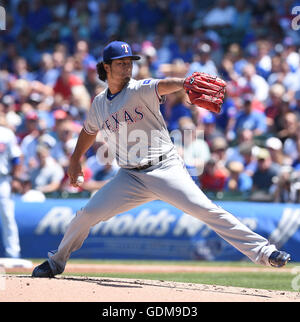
[[83, 97, 99, 135], [137, 79, 165, 111]]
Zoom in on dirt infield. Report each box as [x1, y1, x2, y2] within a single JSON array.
[[1, 263, 300, 302]]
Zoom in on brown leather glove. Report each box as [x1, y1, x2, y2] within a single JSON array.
[[183, 72, 227, 113]]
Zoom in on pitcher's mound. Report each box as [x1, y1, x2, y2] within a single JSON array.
[[1, 275, 300, 302]]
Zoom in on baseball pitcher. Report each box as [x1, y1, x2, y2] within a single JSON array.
[[32, 41, 290, 277]]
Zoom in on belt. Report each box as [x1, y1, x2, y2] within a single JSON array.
[[133, 154, 167, 170]]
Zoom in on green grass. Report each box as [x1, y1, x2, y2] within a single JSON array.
[[60, 271, 295, 292], [34, 259, 298, 293]]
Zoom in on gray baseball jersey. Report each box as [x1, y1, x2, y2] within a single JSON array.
[[83, 78, 176, 168]]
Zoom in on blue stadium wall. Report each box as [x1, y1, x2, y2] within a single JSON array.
[[1, 198, 300, 261]]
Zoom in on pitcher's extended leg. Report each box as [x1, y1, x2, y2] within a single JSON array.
[[48, 169, 155, 273], [142, 158, 276, 265]]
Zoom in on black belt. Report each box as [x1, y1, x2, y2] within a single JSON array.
[[133, 154, 167, 170]]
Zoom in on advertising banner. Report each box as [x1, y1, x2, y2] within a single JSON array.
[[0, 198, 300, 261]]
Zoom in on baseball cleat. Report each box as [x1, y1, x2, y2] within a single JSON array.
[[32, 260, 55, 278], [268, 251, 291, 268]]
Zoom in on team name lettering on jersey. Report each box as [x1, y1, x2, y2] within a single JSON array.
[[103, 106, 144, 133]]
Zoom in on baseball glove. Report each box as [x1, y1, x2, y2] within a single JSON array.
[[183, 72, 227, 114]]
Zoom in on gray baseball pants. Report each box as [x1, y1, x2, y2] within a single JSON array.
[[49, 154, 276, 273]]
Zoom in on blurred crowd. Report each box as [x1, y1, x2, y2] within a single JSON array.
[[1, 0, 300, 203]]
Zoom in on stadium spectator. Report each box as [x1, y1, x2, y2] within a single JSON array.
[[176, 117, 210, 185], [283, 36, 300, 74], [203, 0, 236, 29], [279, 112, 300, 165], [16, 174, 46, 203], [152, 36, 172, 66], [35, 53, 60, 87], [202, 112, 224, 149], [199, 157, 228, 192], [238, 141, 258, 177], [267, 54, 284, 86], [238, 63, 270, 103], [161, 90, 193, 132], [220, 43, 248, 81], [187, 43, 218, 76], [265, 83, 287, 133], [270, 59, 300, 102], [225, 160, 253, 194], [51, 119, 78, 168], [255, 40, 272, 80], [210, 136, 229, 170], [180, 118, 210, 168], [86, 136, 119, 183], [51, 108, 68, 135], [139, 41, 161, 78], [84, 64, 103, 98], [12, 56, 35, 81], [30, 144, 64, 194], [17, 110, 39, 142], [52, 49, 66, 70], [74, 40, 97, 71], [20, 116, 56, 173], [159, 58, 189, 79], [265, 137, 284, 167], [252, 148, 280, 196], [273, 165, 300, 203], [53, 57, 83, 101], [227, 128, 254, 159], [233, 95, 267, 137], [215, 95, 238, 140], [69, 82, 91, 112]]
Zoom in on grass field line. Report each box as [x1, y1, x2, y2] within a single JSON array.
[[30, 258, 300, 266], [61, 262, 293, 273]]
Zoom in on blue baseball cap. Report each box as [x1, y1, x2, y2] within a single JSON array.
[[102, 41, 141, 63]]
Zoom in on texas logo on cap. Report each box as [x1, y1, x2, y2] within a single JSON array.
[[103, 41, 141, 63]]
